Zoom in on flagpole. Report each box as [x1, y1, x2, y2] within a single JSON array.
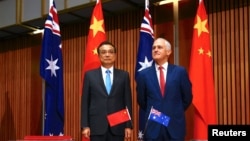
[[143, 106, 153, 135], [41, 28, 45, 135], [42, 79, 45, 135], [173, 0, 179, 65]]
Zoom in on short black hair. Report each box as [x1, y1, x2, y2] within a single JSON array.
[[97, 41, 117, 54]]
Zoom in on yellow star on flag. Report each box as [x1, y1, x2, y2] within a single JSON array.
[[198, 47, 204, 55], [90, 16, 105, 37], [206, 50, 212, 57], [194, 15, 209, 37], [92, 48, 98, 55]]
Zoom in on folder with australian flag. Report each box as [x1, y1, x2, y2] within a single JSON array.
[[148, 107, 170, 127]]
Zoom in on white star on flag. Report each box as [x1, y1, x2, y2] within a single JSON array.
[[49, 132, 64, 136], [138, 130, 144, 140], [44, 113, 47, 119], [45, 55, 60, 77], [138, 56, 153, 72]]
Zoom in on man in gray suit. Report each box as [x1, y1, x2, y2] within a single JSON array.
[[81, 41, 133, 141]]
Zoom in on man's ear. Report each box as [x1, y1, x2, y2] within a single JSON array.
[[167, 50, 172, 56]]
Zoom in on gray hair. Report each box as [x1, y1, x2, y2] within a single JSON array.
[[156, 37, 171, 50], [165, 39, 171, 50]]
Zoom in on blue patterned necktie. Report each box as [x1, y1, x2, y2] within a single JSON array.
[[105, 70, 111, 94]]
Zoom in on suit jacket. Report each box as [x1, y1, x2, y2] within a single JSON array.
[[81, 67, 133, 136], [136, 63, 192, 139]]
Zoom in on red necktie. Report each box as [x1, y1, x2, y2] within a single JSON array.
[[159, 66, 165, 97]]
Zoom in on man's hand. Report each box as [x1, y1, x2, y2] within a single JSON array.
[[125, 128, 132, 139], [82, 127, 90, 139]]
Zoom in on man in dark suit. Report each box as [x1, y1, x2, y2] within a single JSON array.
[[81, 41, 133, 141], [136, 38, 192, 141]]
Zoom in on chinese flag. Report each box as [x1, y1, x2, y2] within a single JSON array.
[[189, 0, 217, 140], [107, 108, 131, 127], [82, 1, 106, 140], [81, 0, 106, 92]]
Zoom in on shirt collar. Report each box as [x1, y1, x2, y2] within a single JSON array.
[[155, 62, 168, 71], [101, 66, 114, 74]]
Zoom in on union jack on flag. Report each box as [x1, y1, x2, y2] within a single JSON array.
[[150, 108, 161, 116]]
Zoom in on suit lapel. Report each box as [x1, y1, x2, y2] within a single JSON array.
[[166, 64, 174, 92], [97, 68, 109, 96], [110, 69, 119, 95]]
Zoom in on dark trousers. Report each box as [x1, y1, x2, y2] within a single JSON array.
[[144, 126, 184, 141], [90, 127, 124, 141]]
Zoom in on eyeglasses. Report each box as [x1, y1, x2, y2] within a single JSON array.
[[99, 50, 115, 55]]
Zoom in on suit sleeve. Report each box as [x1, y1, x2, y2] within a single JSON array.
[[124, 72, 133, 129], [136, 72, 147, 110], [81, 72, 90, 128], [180, 68, 193, 110]]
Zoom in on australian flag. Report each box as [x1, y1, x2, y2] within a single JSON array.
[[148, 107, 170, 127], [135, 0, 154, 140], [40, 0, 64, 136]]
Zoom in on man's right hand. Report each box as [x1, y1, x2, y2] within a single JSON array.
[[82, 127, 90, 139]]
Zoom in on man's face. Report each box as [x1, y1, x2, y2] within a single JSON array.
[[98, 44, 116, 67], [152, 38, 171, 63]]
